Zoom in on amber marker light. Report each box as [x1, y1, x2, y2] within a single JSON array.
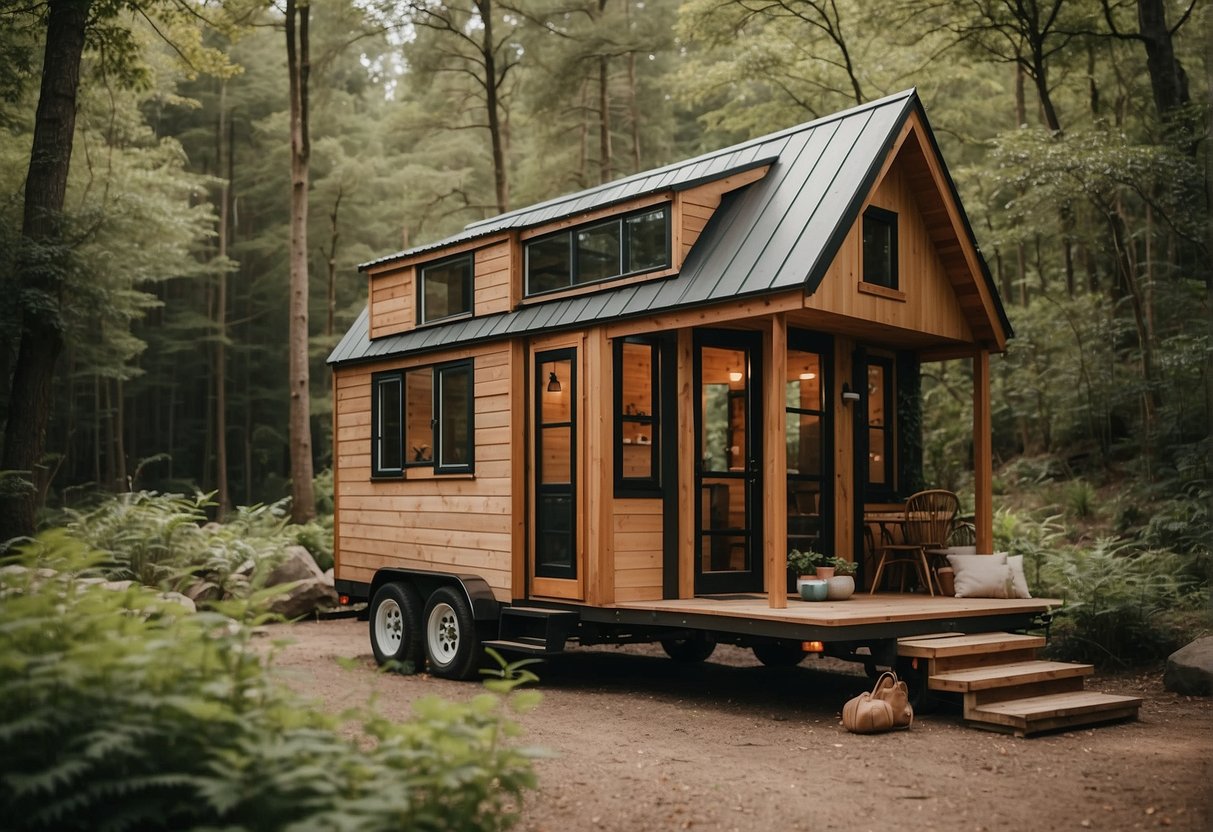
[[339, 595, 350, 606], [802, 641, 825, 653]]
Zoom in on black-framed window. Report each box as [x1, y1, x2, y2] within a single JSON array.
[[370, 359, 474, 477], [786, 338, 830, 552], [614, 337, 661, 495], [372, 374, 403, 476], [419, 254, 473, 324], [865, 356, 895, 497], [524, 205, 670, 297], [862, 206, 898, 289]]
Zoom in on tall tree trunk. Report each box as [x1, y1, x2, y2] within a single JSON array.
[[286, 0, 315, 523], [1136, 0, 1190, 121], [325, 186, 342, 339], [598, 54, 612, 184], [215, 81, 232, 516], [0, 0, 92, 542], [477, 0, 509, 213]]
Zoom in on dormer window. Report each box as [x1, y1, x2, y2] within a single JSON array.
[[862, 207, 898, 290], [419, 253, 473, 324], [525, 205, 670, 297]]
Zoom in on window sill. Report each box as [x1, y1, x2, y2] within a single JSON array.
[[858, 282, 906, 302]]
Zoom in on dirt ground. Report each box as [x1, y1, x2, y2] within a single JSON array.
[[262, 619, 1211, 832]]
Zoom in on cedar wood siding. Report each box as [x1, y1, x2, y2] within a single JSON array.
[[334, 344, 514, 600]]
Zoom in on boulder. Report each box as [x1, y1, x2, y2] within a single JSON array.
[[265, 578, 338, 620], [159, 591, 197, 614], [1165, 637, 1213, 696], [321, 567, 334, 587], [266, 545, 324, 586], [184, 580, 222, 605]]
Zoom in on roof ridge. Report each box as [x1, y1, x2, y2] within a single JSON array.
[[462, 89, 917, 232]]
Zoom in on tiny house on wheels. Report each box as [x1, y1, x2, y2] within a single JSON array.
[[329, 91, 1140, 735]]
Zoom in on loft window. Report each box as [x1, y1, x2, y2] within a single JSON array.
[[371, 359, 474, 477], [614, 337, 661, 495], [419, 254, 473, 324], [524, 205, 670, 296], [862, 207, 898, 290]]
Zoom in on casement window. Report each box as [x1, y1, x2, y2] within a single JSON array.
[[861, 207, 898, 290], [418, 254, 473, 324], [371, 359, 474, 477], [613, 337, 661, 495], [525, 205, 671, 296]]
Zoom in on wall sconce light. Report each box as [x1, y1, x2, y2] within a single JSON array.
[[841, 382, 861, 404], [799, 371, 816, 381], [547, 371, 562, 393], [728, 371, 743, 383]]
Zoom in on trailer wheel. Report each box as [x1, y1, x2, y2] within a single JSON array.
[[895, 656, 940, 714], [751, 641, 807, 667], [660, 633, 717, 662], [423, 586, 483, 680], [370, 582, 424, 671]]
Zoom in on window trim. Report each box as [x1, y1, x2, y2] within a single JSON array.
[[371, 371, 404, 478], [368, 359, 475, 479], [534, 347, 578, 580], [861, 206, 899, 291], [524, 204, 672, 298], [417, 252, 474, 325], [613, 336, 662, 497]]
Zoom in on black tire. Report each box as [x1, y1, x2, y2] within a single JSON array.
[[752, 641, 808, 667], [422, 586, 484, 680], [369, 582, 425, 671], [660, 633, 717, 662], [895, 656, 939, 714]]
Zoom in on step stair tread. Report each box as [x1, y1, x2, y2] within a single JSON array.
[[899, 632, 1046, 658], [966, 691, 1142, 736], [929, 660, 1093, 692], [972, 691, 1142, 719]]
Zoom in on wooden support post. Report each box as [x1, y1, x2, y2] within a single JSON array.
[[677, 329, 695, 599], [763, 314, 788, 609], [973, 349, 993, 553], [509, 339, 527, 600], [586, 327, 614, 606]]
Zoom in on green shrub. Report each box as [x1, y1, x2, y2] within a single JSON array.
[[1039, 539, 1202, 666], [0, 536, 539, 831], [1063, 479, 1096, 520]]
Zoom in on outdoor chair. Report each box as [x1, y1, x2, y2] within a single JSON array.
[[868, 489, 960, 596]]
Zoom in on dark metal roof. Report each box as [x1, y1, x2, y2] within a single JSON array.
[[331, 89, 1008, 367]]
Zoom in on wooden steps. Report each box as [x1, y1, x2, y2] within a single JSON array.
[[898, 632, 1141, 737]]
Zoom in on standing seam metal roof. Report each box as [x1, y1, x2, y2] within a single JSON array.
[[330, 89, 1008, 367]]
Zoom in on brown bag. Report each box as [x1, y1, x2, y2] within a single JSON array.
[[842, 671, 914, 734], [871, 671, 914, 729], [841, 692, 896, 734]]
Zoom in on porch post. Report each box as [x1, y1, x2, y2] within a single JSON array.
[[973, 349, 994, 553], [763, 313, 788, 609]]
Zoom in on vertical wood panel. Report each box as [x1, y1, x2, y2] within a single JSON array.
[[586, 327, 615, 605], [509, 339, 526, 600], [973, 349, 993, 553], [677, 328, 695, 599], [763, 315, 788, 609]]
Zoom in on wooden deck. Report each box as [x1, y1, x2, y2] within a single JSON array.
[[611, 593, 1058, 629]]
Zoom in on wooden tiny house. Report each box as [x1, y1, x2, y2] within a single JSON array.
[[329, 91, 1139, 733]]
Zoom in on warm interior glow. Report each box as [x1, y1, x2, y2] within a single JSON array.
[[802, 641, 825, 653], [799, 371, 816, 380], [728, 371, 743, 382]]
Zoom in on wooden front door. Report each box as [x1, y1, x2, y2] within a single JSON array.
[[531, 347, 580, 599], [694, 331, 763, 595]]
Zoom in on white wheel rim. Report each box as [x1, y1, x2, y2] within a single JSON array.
[[374, 598, 403, 654], [427, 602, 460, 666]]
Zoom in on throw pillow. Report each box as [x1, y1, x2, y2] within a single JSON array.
[[946, 552, 1013, 598]]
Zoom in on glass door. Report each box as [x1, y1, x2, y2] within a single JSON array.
[[534, 349, 576, 580], [694, 331, 763, 595]]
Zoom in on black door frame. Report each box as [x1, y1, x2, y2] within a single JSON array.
[[533, 347, 577, 580], [693, 329, 764, 595]]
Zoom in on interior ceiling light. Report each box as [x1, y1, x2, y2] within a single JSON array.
[[547, 371, 561, 393]]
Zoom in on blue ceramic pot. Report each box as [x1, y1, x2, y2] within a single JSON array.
[[799, 579, 828, 601]]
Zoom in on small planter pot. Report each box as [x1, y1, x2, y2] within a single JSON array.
[[799, 579, 829, 601], [814, 566, 836, 580], [825, 575, 855, 601], [795, 575, 816, 593]]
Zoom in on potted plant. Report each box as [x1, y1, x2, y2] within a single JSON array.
[[787, 549, 825, 593], [825, 557, 857, 600]]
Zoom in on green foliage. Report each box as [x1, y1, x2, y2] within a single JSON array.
[[0, 538, 538, 831], [1064, 479, 1096, 520], [829, 556, 858, 577], [787, 548, 826, 575], [1039, 540, 1202, 666]]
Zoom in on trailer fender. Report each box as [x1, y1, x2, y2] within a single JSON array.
[[368, 568, 500, 623]]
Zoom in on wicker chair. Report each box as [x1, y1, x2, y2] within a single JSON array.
[[867, 489, 959, 596]]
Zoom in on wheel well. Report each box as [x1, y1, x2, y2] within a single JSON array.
[[369, 569, 500, 623]]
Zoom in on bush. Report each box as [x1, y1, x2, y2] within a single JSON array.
[[0, 537, 539, 831]]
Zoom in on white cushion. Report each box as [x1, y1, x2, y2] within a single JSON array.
[[1007, 554, 1032, 598], [946, 552, 1013, 598]]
